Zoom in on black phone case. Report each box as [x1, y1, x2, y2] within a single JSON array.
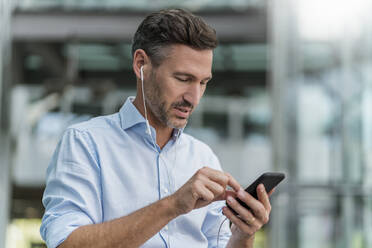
[[227, 172, 285, 213]]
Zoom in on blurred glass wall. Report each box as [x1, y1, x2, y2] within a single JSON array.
[[1, 1, 13, 248], [270, 0, 372, 247]]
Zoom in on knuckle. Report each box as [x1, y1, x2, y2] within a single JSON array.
[[195, 172, 203, 181], [250, 223, 259, 233], [241, 211, 251, 222], [192, 181, 200, 191], [263, 217, 269, 224], [206, 194, 214, 201], [242, 215, 251, 225], [203, 191, 213, 201], [256, 222, 263, 230], [261, 217, 267, 224], [217, 185, 224, 195], [223, 177, 229, 186], [264, 213, 270, 223], [258, 205, 266, 214], [222, 173, 230, 183], [247, 229, 254, 236]]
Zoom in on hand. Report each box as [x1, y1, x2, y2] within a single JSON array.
[[170, 167, 241, 216], [222, 184, 274, 240]]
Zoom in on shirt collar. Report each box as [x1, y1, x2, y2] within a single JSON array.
[[119, 96, 147, 130], [119, 96, 184, 140]]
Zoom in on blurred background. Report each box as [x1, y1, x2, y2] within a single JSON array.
[[1, 0, 372, 247]]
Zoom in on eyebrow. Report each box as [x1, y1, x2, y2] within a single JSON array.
[[173, 72, 212, 81]]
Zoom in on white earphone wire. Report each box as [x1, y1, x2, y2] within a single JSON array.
[[140, 66, 151, 133], [140, 66, 157, 151]]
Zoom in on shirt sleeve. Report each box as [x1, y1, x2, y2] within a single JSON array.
[[202, 152, 232, 248], [40, 128, 103, 248]]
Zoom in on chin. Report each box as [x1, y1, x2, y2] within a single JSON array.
[[169, 118, 188, 129]]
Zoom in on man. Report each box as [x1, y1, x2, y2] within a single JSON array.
[[40, 9, 273, 248]]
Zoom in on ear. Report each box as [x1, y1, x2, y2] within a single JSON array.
[[133, 49, 150, 81]]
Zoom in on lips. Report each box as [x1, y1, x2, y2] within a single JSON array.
[[174, 106, 191, 118]]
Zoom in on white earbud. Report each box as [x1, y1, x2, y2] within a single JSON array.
[[140, 65, 144, 82]]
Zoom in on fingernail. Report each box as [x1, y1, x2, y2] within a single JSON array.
[[227, 196, 234, 203], [260, 184, 265, 192], [222, 207, 227, 214]]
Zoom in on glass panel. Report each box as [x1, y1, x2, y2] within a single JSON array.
[[6, 219, 45, 248], [1, 0, 13, 247], [297, 83, 335, 183], [59, 43, 268, 72], [270, 0, 372, 247], [299, 214, 334, 248], [16, 0, 266, 11]]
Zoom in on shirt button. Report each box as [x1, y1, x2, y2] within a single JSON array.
[[164, 188, 169, 193], [164, 225, 168, 231]]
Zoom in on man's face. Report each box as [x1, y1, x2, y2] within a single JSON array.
[[144, 44, 213, 129]]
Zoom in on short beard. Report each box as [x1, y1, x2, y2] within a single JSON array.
[[144, 70, 192, 129]]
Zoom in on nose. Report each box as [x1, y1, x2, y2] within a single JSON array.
[[183, 83, 201, 108]]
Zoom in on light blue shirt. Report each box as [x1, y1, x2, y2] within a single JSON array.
[[40, 97, 231, 248]]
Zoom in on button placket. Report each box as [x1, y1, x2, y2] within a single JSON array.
[[159, 153, 172, 196]]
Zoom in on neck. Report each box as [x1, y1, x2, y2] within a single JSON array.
[[132, 95, 173, 149]]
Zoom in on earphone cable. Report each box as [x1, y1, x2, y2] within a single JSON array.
[[141, 66, 157, 152], [217, 217, 228, 248], [141, 66, 149, 123]]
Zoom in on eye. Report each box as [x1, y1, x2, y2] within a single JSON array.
[[176, 77, 189, 82]]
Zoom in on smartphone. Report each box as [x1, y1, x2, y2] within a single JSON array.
[[227, 172, 285, 213]]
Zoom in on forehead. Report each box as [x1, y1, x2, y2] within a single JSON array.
[[158, 44, 213, 77]]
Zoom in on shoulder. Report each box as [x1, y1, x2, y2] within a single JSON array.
[[67, 113, 121, 135], [54, 113, 122, 165], [58, 113, 123, 151]]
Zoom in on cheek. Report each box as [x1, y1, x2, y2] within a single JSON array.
[[158, 87, 177, 110], [165, 84, 185, 101]]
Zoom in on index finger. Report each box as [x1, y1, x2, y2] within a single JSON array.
[[225, 172, 241, 192], [257, 184, 271, 212], [200, 167, 230, 187]]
